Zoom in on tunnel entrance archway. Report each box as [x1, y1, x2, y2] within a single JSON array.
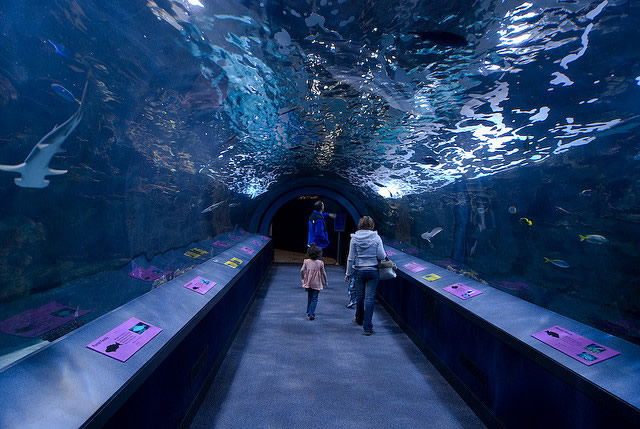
[[250, 184, 363, 265], [270, 196, 356, 264]]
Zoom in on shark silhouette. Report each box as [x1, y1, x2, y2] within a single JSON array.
[[0, 79, 88, 188]]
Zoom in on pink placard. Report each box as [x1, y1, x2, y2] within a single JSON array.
[[228, 234, 241, 241], [260, 235, 269, 241], [0, 302, 90, 338], [183, 276, 216, 295], [250, 239, 261, 246], [532, 325, 621, 366], [129, 266, 172, 282], [386, 250, 397, 257], [444, 283, 483, 300], [87, 318, 162, 362], [403, 262, 427, 273], [212, 240, 230, 247], [240, 246, 255, 255]]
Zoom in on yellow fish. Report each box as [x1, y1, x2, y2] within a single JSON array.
[[519, 217, 533, 226]]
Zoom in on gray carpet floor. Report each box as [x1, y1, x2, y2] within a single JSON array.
[[189, 264, 486, 429]]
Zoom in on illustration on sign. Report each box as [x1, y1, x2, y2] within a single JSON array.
[[250, 239, 261, 246], [0, 302, 90, 338], [240, 246, 255, 255], [403, 262, 427, 273], [531, 326, 621, 366], [87, 317, 162, 362], [386, 250, 397, 257], [444, 283, 482, 300], [212, 240, 230, 247], [423, 273, 442, 282], [183, 276, 217, 295]]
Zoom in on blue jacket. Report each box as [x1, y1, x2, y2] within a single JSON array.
[[308, 211, 330, 248]]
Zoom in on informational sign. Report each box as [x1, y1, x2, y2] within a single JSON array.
[[260, 235, 269, 241], [422, 273, 442, 282], [403, 262, 428, 273], [386, 250, 397, 257], [87, 318, 162, 362], [250, 240, 261, 246], [228, 234, 241, 241], [0, 302, 90, 338], [129, 266, 172, 282], [532, 326, 621, 366], [184, 248, 209, 258], [240, 246, 255, 255], [444, 283, 482, 300], [183, 276, 217, 295], [224, 257, 244, 268], [212, 240, 230, 247], [334, 213, 346, 232]]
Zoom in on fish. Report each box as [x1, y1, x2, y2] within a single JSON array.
[[201, 200, 226, 213], [555, 206, 572, 215], [408, 31, 467, 47], [373, 181, 386, 188], [278, 106, 298, 116], [545, 330, 560, 338], [51, 84, 80, 104], [508, 206, 517, 214], [421, 156, 439, 166], [580, 189, 593, 197], [520, 217, 533, 226], [46, 40, 69, 58], [105, 342, 121, 353], [421, 227, 443, 242], [544, 257, 570, 269], [0, 79, 88, 188], [579, 234, 608, 244]]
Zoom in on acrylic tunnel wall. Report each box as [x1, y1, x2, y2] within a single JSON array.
[[1, 0, 640, 425]]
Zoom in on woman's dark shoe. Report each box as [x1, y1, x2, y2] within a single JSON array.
[[308, 315, 316, 320], [363, 330, 374, 336]]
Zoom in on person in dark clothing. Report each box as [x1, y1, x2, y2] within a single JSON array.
[[307, 200, 336, 249]]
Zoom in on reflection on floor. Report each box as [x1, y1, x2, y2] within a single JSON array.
[[189, 264, 485, 428], [274, 248, 337, 264]]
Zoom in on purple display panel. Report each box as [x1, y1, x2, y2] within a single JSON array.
[[212, 240, 230, 247], [0, 302, 90, 338], [228, 234, 241, 241], [87, 318, 162, 362], [532, 325, 621, 366], [403, 262, 428, 273], [386, 250, 397, 257], [444, 283, 483, 300], [129, 265, 172, 282], [250, 239, 261, 246], [183, 276, 216, 295], [260, 235, 269, 241], [240, 246, 255, 255]]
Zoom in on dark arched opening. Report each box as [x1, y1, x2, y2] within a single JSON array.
[[270, 195, 356, 264]]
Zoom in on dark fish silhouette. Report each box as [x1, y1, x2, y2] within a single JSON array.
[[409, 31, 467, 47], [422, 157, 440, 166], [106, 342, 121, 353], [278, 106, 298, 116], [545, 330, 560, 338]]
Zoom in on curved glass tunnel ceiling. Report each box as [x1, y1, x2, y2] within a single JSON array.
[[1, 0, 640, 357]]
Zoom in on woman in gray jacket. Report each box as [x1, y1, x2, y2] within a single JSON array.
[[345, 216, 386, 335]]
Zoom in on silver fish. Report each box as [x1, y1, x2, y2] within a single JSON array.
[[421, 227, 443, 242], [201, 200, 226, 213]]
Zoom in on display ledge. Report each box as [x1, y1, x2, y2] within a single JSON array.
[[0, 235, 271, 429], [385, 245, 640, 415]]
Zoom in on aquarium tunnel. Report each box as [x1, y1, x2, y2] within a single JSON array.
[[1, 0, 640, 427]]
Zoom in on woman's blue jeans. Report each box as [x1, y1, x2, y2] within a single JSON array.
[[354, 268, 379, 333], [306, 289, 319, 316]]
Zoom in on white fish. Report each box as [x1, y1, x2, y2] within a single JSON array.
[[579, 234, 608, 244], [0, 79, 88, 188], [421, 227, 443, 242], [201, 200, 226, 213]]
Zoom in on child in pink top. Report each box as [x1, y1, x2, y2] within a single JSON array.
[[300, 244, 328, 320]]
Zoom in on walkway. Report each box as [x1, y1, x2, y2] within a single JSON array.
[[190, 264, 485, 428]]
